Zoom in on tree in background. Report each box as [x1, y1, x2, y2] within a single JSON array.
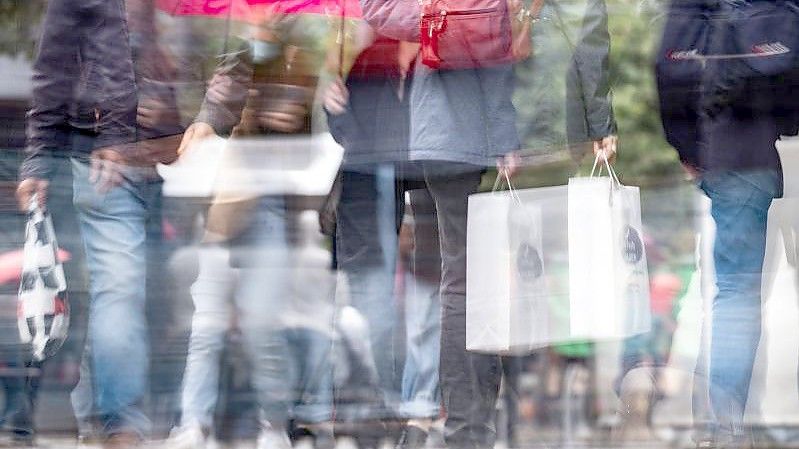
[[511, 0, 684, 189], [0, 0, 45, 58], [606, 0, 683, 186]]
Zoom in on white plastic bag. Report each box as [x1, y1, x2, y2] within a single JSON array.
[[17, 196, 70, 361], [567, 156, 651, 340], [466, 174, 551, 353]]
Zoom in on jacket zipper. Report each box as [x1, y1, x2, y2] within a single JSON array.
[[423, 7, 498, 18]]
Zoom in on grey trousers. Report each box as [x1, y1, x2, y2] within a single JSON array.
[[422, 163, 501, 449]]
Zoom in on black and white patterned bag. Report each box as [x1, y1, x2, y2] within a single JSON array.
[[17, 197, 70, 361]]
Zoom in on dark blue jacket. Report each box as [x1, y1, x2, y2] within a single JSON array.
[[20, 0, 137, 180], [656, 0, 799, 196], [20, 0, 183, 180], [326, 37, 413, 169]]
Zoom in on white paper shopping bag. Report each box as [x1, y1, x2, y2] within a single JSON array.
[[567, 158, 651, 340], [466, 180, 551, 353]]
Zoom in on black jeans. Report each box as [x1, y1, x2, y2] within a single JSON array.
[[421, 162, 500, 449]]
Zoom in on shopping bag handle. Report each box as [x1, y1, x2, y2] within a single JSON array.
[[27, 194, 41, 214], [491, 169, 523, 205], [588, 153, 622, 207], [589, 152, 621, 188]]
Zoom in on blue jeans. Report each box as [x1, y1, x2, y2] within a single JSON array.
[[336, 166, 403, 416], [400, 272, 441, 419], [179, 243, 234, 429], [400, 188, 441, 419], [283, 327, 334, 424], [70, 140, 161, 437], [694, 170, 780, 441], [180, 198, 319, 428]]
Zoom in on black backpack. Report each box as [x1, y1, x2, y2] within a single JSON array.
[[656, 0, 799, 141]]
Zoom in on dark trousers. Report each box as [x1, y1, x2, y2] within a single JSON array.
[[421, 163, 500, 449], [335, 166, 416, 417]]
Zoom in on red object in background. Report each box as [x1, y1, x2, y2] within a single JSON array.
[[0, 249, 71, 286], [162, 218, 179, 242], [155, 0, 362, 21], [348, 36, 402, 79], [649, 272, 682, 316]]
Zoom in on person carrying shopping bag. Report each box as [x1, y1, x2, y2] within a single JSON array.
[[332, 0, 618, 447]]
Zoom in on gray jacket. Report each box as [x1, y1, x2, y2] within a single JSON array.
[[514, 0, 616, 160]]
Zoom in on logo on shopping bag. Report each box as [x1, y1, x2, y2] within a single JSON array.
[[621, 226, 644, 264], [516, 242, 544, 283]]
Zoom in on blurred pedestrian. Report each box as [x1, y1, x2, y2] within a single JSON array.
[[16, 0, 184, 446], [353, 0, 616, 446], [656, 1, 799, 446], [18, 1, 183, 446], [169, 12, 333, 449]]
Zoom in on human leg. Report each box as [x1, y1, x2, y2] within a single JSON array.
[[71, 153, 155, 439], [423, 164, 499, 449], [695, 170, 779, 444], [335, 167, 403, 415]]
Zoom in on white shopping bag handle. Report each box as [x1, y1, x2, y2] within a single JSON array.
[[28, 194, 39, 214], [588, 153, 623, 206], [491, 170, 522, 205], [589, 152, 621, 187]]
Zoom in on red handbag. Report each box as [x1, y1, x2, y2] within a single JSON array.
[[420, 0, 514, 69]]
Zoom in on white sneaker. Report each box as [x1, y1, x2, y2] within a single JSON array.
[[164, 424, 208, 449], [205, 435, 222, 449], [256, 426, 292, 449], [294, 436, 315, 449], [334, 436, 359, 449]]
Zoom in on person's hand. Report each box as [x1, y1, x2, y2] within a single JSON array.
[[90, 148, 126, 194], [496, 152, 522, 179], [177, 122, 217, 156], [16, 178, 49, 211], [593, 135, 618, 163], [323, 78, 349, 115], [137, 98, 180, 130], [681, 162, 700, 180], [398, 41, 421, 77], [258, 102, 308, 133], [205, 74, 237, 105]]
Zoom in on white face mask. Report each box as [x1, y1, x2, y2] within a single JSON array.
[[251, 40, 281, 63]]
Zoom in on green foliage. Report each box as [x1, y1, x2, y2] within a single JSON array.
[[606, 0, 682, 186], [507, 0, 685, 190], [0, 0, 45, 59]]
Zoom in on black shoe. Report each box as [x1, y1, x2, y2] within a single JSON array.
[[395, 426, 428, 449], [11, 430, 35, 447], [289, 425, 336, 449]]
